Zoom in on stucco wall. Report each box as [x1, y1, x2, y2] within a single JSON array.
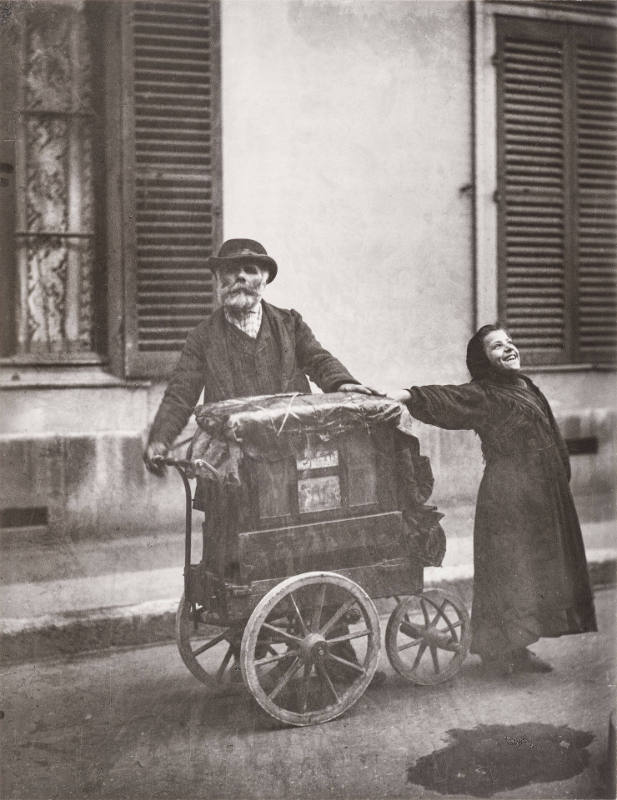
[[1, 0, 614, 540], [221, 0, 475, 388], [0, 380, 194, 538]]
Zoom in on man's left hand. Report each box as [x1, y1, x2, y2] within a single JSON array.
[[338, 383, 384, 396]]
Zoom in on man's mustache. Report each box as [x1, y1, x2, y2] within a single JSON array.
[[224, 284, 259, 296]]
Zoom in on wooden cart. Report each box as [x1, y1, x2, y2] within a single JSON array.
[[161, 393, 470, 727]]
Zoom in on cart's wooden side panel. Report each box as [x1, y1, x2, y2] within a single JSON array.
[[242, 426, 399, 531], [222, 560, 423, 620], [237, 511, 406, 583], [186, 557, 423, 623]]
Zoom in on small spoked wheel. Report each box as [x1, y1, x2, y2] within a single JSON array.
[[240, 572, 381, 726], [175, 595, 245, 695], [385, 589, 470, 685]]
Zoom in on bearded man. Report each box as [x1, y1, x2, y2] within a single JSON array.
[[143, 238, 374, 471]]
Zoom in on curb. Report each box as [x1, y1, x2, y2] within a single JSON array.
[[608, 710, 617, 800], [0, 600, 178, 666], [1, 559, 614, 667]]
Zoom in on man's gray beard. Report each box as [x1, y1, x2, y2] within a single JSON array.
[[222, 291, 261, 315]]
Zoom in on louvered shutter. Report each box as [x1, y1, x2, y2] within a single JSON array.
[[124, 0, 221, 378], [496, 16, 616, 365], [487, 0, 617, 17], [574, 25, 617, 362], [497, 19, 568, 362]]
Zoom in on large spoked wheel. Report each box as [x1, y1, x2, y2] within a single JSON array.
[[176, 595, 245, 695], [240, 572, 381, 727], [385, 589, 471, 685]]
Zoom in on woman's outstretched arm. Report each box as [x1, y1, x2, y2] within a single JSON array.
[[389, 383, 489, 431]]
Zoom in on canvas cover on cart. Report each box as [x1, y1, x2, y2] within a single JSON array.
[[187, 392, 446, 566], [189, 392, 406, 476]]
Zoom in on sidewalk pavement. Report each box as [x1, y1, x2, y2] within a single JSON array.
[[1, 508, 615, 665]]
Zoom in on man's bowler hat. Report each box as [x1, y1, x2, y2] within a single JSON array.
[[207, 239, 278, 283]]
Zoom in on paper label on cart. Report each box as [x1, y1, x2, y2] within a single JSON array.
[[297, 475, 341, 512], [296, 449, 338, 471]]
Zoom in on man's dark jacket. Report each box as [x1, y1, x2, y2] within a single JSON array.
[[148, 301, 358, 446]]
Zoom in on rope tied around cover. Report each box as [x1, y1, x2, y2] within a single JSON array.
[[275, 392, 301, 436]]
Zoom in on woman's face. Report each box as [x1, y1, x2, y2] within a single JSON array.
[[482, 329, 521, 374]]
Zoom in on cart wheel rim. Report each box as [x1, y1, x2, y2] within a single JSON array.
[[175, 595, 245, 695], [385, 589, 471, 685], [240, 571, 381, 726]]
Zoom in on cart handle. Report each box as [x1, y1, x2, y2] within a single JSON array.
[[152, 455, 220, 478], [152, 456, 192, 468]]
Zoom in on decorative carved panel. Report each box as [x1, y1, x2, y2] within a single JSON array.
[[25, 238, 68, 351], [26, 116, 69, 232], [25, 8, 73, 111], [15, 1, 96, 356]]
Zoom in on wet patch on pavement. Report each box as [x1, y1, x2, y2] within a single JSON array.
[[407, 722, 594, 797]]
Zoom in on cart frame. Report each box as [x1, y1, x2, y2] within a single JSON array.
[[160, 432, 471, 727]]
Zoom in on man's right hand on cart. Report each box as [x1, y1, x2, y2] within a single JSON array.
[[143, 441, 169, 476]]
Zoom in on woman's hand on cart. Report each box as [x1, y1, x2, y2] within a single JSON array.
[[384, 388, 411, 404]]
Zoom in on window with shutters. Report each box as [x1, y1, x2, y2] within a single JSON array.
[[0, 1, 105, 362], [495, 15, 616, 366], [1, 0, 221, 377]]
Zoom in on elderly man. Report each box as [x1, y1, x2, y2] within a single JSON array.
[[143, 238, 384, 687], [143, 238, 374, 471]]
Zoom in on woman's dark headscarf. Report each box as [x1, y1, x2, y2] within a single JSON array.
[[466, 323, 508, 380]]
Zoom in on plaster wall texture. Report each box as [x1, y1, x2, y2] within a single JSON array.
[[0, 0, 614, 540], [0, 432, 193, 537], [220, 0, 474, 389], [0, 387, 149, 436]]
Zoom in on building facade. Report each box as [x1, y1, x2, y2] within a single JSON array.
[[1, 0, 615, 539]]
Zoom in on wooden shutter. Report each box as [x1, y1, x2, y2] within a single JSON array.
[[574, 26, 617, 363], [497, 18, 569, 363], [496, 16, 616, 365], [487, 0, 617, 17], [124, 0, 221, 378]]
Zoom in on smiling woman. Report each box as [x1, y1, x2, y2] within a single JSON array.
[[389, 323, 597, 675], [464, 324, 521, 382], [482, 330, 520, 373]]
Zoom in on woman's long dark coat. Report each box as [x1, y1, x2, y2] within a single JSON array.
[[407, 374, 597, 657]]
